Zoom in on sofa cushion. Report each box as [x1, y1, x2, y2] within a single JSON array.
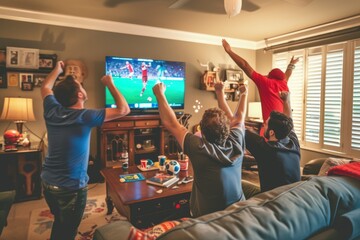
[[157, 176, 360, 240], [318, 158, 351, 176], [335, 208, 360, 240], [127, 218, 188, 240]]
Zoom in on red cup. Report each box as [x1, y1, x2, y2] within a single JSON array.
[[140, 159, 147, 169], [179, 158, 189, 171]]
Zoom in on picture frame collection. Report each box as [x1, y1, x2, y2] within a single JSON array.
[[0, 47, 57, 90]]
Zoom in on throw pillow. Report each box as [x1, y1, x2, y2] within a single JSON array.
[[127, 218, 189, 240], [318, 157, 351, 176]]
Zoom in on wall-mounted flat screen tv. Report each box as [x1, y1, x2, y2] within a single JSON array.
[[105, 56, 185, 111]]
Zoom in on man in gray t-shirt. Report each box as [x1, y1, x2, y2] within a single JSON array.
[[153, 81, 248, 217]]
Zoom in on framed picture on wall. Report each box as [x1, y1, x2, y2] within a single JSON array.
[[39, 54, 57, 70], [19, 73, 33, 89], [21, 82, 33, 91], [0, 66, 7, 88], [33, 73, 47, 87], [7, 72, 19, 87], [6, 47, 39, 69], [226, 69, 243, 82], [0, 49, 5, 66]]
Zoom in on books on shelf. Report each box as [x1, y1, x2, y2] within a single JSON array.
[[146, 173, 179, 188]]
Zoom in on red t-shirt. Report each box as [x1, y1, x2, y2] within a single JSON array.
[[127, 64, 134, 73], [251, 71, 289, 121]]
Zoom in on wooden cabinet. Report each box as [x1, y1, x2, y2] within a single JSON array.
[[0, 146, 42, 202], [98, 115, 165, 168]]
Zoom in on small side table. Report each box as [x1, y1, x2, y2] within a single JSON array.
[[0, 145, 43, 202]]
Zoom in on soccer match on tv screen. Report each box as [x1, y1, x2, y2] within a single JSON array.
[[105, 56, 185, 110]]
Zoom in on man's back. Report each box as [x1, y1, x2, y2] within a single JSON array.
[[245, 130, 300, 192], [184, 128, 245, 217], [41, 95, 105, 189]]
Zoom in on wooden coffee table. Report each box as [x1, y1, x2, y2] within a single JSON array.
[[101, 164, 193, 228]]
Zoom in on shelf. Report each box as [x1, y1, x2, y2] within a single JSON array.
[[135, 147, 157, 154], [98, 115, 165, 168]]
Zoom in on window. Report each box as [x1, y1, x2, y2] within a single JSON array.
[[351, 43, 360, 150], [273, 52, 304, 141], [273, 39, 360, 157]]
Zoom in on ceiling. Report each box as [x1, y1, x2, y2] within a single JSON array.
[[0, 0, 359, 46]]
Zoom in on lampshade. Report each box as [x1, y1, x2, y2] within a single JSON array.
[[224, 0, 242, 17], [248, 102, 262, 120], [1, 97, 36, 133]]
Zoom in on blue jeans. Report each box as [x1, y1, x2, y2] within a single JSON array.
[[42, 181, 88, 240]]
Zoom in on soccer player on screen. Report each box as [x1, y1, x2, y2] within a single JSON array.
[[120, 61, 134, 79], [140, 62, 151, 97], [156, 63, 168, 83]]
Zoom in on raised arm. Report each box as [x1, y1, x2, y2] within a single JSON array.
[[214, 81, 233, 119], [102, 75, 130, 122], [222, 39, 254, 79], [279, 91, 292, 119], [153, 83, 188, 148], [231, 84, 248, 128], [284, 56, 299, 82], [41, 61, 64, 99]]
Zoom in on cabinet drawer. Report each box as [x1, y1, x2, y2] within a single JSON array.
[[135, 120, 160, 127], [103, 121, 134, 129]]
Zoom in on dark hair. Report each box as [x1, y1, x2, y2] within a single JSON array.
[[53, 75, 80, 107], [268, 111, 293, 139], [200, 108, 230, 145]]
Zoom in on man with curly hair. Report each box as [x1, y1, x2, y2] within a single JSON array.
[[153, 81, 247, 217], [245, 92, 301, 192]]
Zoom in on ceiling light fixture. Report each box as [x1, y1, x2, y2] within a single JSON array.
[[224, 0, 242, 17]]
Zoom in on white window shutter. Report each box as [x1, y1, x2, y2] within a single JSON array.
[[352, 46, 360, 149]]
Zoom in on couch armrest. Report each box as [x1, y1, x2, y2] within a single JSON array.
[[93, 220, 133, 240], [302, 158, 327, 175], [0, 190, 16, 236], [301, 175, 316, 181]]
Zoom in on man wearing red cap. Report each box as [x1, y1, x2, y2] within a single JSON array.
[[222, 39, 299, 122]]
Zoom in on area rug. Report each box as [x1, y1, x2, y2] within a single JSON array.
[[28, 195, 127, 240]]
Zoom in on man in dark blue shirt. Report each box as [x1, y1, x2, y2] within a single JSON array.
[[41, 60, 130, 240], [245, 92, 301, 192]]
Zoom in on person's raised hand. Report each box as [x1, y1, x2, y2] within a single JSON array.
[[55, 61, 64, 74], [290, 56, 299, 65], [214, 81, 225, 93], [222, 39, 231, 53], [279, 91, 290, 101], [238, 84, 248, 96], [101, 75, 113, 86], [152, 82, 166, 97]]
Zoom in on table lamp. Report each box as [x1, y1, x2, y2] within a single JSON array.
[[248, 102, 262, 122], [1, 97, 36, 150]]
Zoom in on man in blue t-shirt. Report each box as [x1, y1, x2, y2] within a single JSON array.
[[245, 92, 301, 192], [153, 81, 248, 217], [41, 60, 130, 240]]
